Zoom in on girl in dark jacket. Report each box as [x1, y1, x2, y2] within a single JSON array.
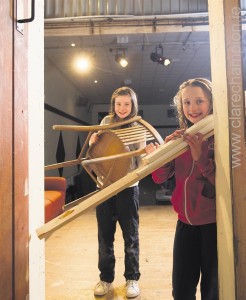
[[146, 78, 218, 300]]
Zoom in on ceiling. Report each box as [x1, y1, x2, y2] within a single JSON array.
[[44, 16, 246, 108]]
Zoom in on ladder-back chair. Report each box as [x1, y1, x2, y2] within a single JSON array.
[[45, 116, 164, 189]]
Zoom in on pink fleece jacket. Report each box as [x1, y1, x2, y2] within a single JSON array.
[[152, 136, 216, 225]]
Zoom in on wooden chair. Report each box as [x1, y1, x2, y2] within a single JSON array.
[[45, 116, 164, 189]]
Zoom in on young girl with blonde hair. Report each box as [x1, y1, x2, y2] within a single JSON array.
[[146, 78, 218, 300]]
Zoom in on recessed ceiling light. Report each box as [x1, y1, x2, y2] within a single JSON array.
[[94, 80, 98, 83], [71, 43, 75, 47], [76, 57, 90, 72]]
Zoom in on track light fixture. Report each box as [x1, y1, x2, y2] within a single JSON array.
[[115, 49, 128, 68], [150, 45, 171, 66]]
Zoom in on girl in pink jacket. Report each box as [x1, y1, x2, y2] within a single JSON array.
[[146, 78, 218, 300]]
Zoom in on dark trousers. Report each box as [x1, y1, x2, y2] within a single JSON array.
[[172, 220, 218, 300], [96, 186, 140, 283]]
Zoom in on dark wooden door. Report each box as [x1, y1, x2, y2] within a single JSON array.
[[0, 0, 14, 298], [0, 0, 29, 299]]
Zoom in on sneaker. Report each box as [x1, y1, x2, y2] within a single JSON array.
[[126, 280, 140, 298], [94, 280, 111, 296]]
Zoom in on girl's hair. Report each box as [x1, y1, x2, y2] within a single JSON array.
[[173, 78, 213, 128], [109, 86, 138, 123]]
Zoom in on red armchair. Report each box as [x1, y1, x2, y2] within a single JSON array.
[[44, 177, 66, 223]]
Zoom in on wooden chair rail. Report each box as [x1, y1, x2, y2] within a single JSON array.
[[52, 116, 142, 132], [82, 148, 145, 166]]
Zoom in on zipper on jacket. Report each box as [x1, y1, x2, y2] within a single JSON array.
[[184, 161, 195, 225]]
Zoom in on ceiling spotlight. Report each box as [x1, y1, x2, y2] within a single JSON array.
[[76, 57, 90, 71], [150, 45, 171, 66], [115, 49, 128, 68], [163, 58, 171, 66]]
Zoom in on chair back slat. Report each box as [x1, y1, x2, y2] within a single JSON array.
[[123, 137, 156, 146], [117, 133, 154, 145], [113, 125, 145, 134], [112, 123, 158, 147]]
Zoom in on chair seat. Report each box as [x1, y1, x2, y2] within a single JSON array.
[[85, 130, 131, 188]]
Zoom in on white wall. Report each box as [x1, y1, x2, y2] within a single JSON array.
[[45, 57, 91, 121], [45, 57, 92, 182], [29, 1, 45, 299]]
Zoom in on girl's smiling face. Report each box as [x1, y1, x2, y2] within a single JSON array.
[[181, 86, 211, 124], [114, 94, 132, 119]]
